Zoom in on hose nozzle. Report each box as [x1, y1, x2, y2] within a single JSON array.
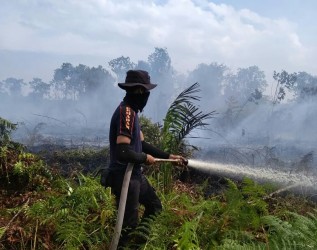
[[183, 158, 188, 166]]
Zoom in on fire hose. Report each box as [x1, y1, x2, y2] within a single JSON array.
[[109, 158, 188, 250], [109, 162, 134, 250]]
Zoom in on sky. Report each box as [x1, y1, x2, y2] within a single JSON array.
[[1, 0, 317, 83]]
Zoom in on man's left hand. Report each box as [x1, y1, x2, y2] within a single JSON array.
[[169, 154, 188, 167]]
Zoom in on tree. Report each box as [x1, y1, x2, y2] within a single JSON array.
[[0, 80, 6, 100], [293, 71, 317, 102], [146, 48, 175, 122], [29, 78, 50, 99], [139, 115, 161, 148], [272, 70, 297, 104], [51, 63, 115, 101], [135, 60, 151, 72], [73, 64, 90, 97], [221, 66, 267, 125], [3, 78, 25, 97], [83, 65, 116, 99], [51, 63, 76, 100], [187, 62, 227, 106], [148, 47, 173, 82], [108, 56, 135, 82], [0, 80, 4, 93], [218, 96, 240, 133], [224, 66, 267, 104]]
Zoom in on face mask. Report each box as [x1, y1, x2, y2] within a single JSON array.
[[123, 92, 150, 112]]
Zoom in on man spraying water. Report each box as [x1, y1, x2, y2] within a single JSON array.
[[104, 70, 186, 249]]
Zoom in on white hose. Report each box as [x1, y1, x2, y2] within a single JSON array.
[[109, 163, 134, 250]]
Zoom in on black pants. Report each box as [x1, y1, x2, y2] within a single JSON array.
[[109, 170, 162, 244]]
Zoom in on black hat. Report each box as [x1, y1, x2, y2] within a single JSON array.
[[118, 70, 157, 90]]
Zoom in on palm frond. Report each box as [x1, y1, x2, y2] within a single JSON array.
[[169, 82, 201, 108], [0, 117, 17, 144], [163, 82, 216, 149]]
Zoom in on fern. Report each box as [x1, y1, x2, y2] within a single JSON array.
[[223, 229, 254, 243], [22, 176, 115, 249], [25, 199, 49, 220], [241, 178, 268, 215], [173, 212, 202, 250], [138, 204, 182, 249], [260, 213, 317, 249], [219, 239, 266, 250], [261, 215, 293, 237], [195, 178, 270, 249], [56, 219, 90, 249], [283, 211, 317, 248], [126, 217, 155, 249], [222, 178, 269, 230]]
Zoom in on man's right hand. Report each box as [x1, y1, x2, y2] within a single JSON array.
[[145, 154, 156, 165]]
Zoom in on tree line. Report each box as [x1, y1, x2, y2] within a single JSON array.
[[1, 47, 316, 102], [1, 47, 317, 133]]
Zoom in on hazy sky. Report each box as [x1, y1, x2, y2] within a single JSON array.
[[1, 0, 317, 82]]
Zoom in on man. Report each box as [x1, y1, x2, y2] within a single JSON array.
[[106, 70, 185, 247]]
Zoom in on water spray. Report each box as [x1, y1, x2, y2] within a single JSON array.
[[187, 159, 317, 196], [154, 158, 317, 196]]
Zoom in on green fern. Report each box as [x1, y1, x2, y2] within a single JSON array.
[[260, 213, 317, 249], [241, 178, 268, 215], [223, 229, 254, 243], [173, 212, 202, 250], [138, 204, 182, 249], [282, 211, 317, 248], [219, 239, 266, 250], [261, 215, 293, 237], [56, 219, 90, 249], [25, 199, 49, 220], [222, 178, 268, 229], [195, 178, 270, 249], [22, 176, 115, 249]]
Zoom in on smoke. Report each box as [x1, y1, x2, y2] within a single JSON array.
[[1, 55, 317, 176], [220, 101, 317, 146]]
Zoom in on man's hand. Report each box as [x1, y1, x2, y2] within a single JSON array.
[[145, 154, 156, 165], [169, 154, 188, 167]]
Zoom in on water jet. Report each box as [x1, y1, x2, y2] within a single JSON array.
[[187, 159, 317, 198]]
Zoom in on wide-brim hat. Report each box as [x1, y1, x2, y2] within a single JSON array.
[[118, 70, 157, 90]]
